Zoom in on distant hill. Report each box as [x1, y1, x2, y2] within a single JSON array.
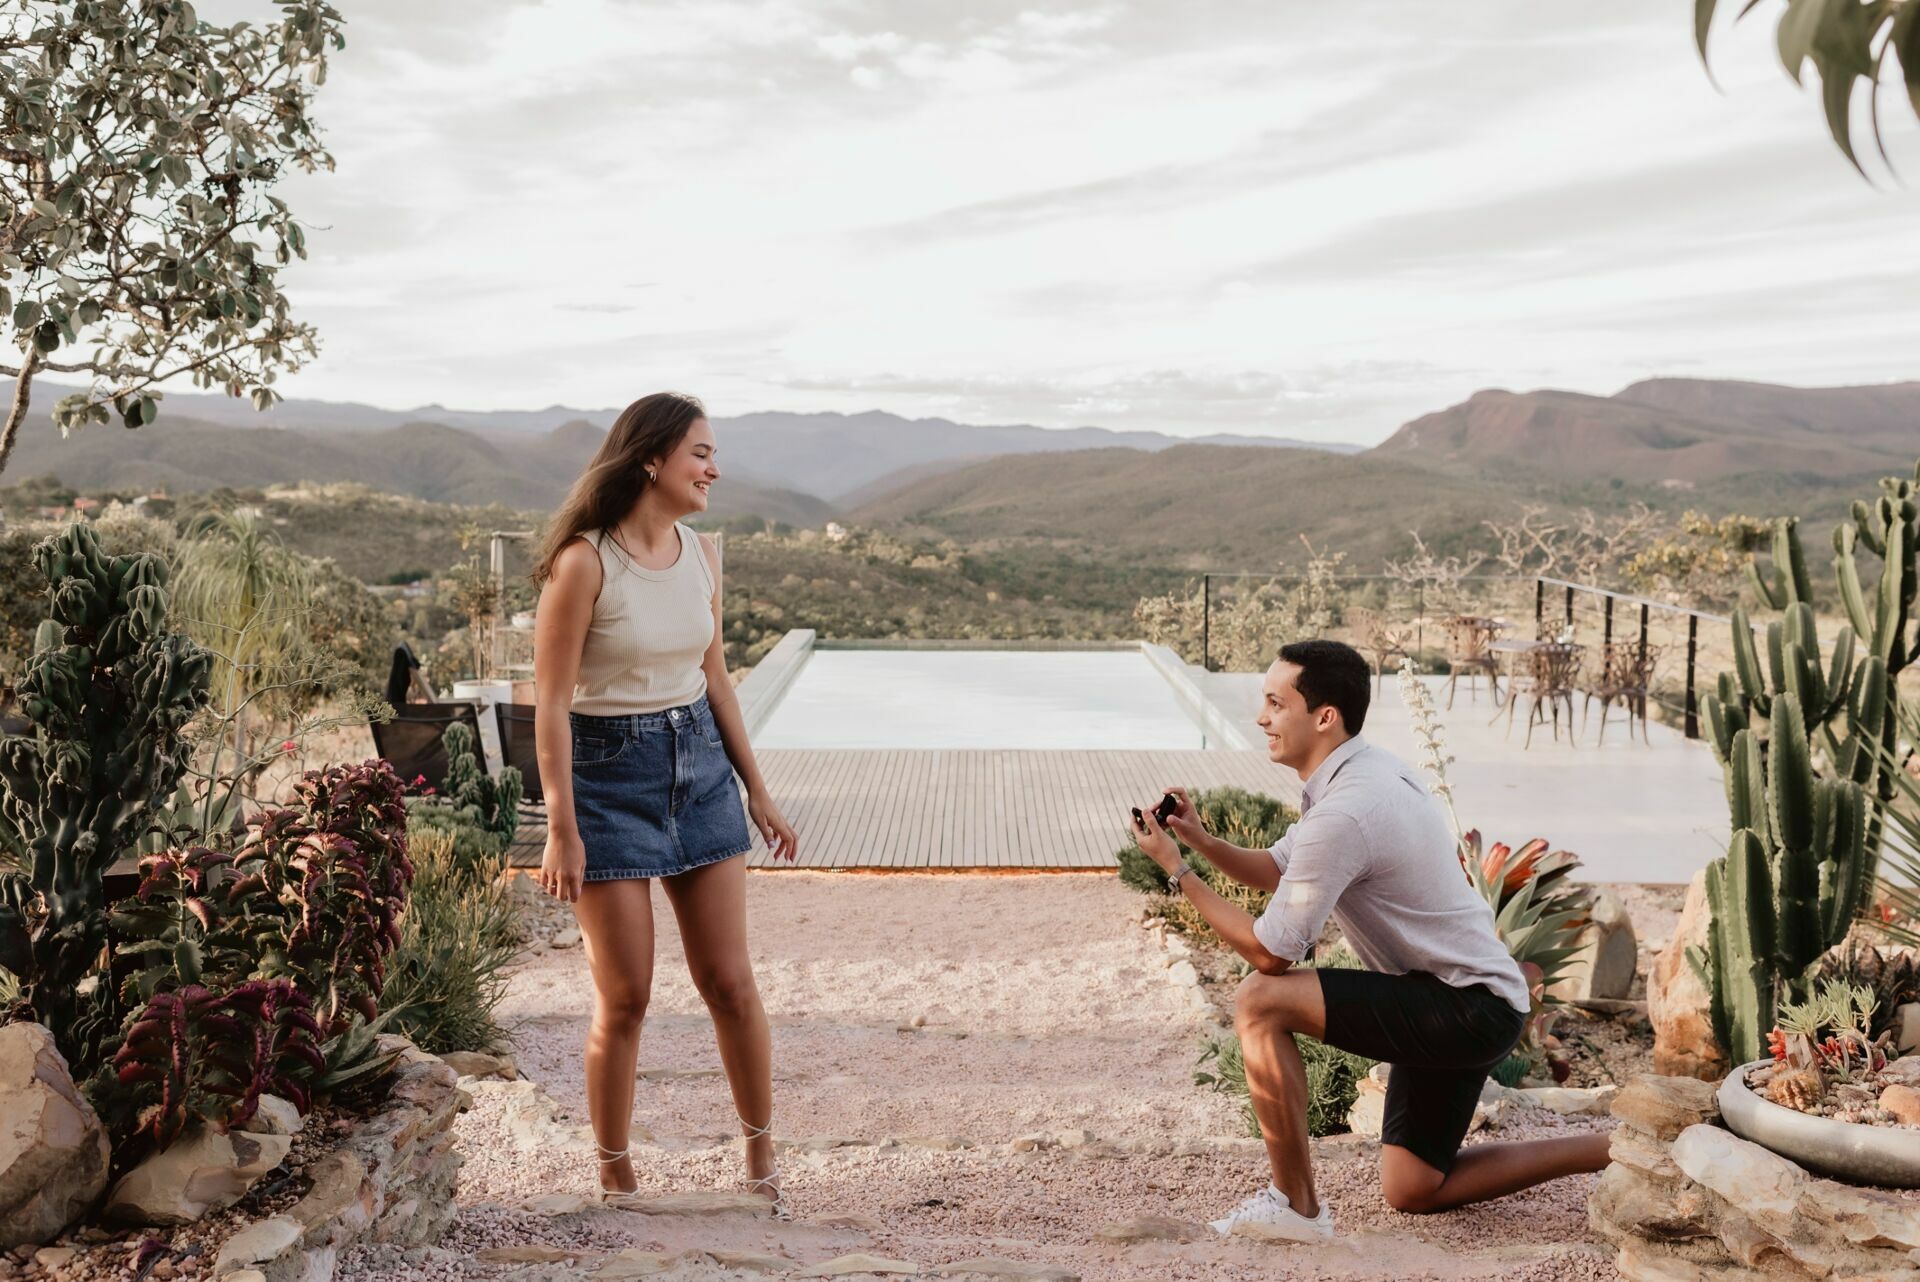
[[694, 410, 1355, 500], [848, 444, 1502, 567], [19, 382, 1356, 503], [0, 412, 834, 528], [1372, 379, 1920, 486]]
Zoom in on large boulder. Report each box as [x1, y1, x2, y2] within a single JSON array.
[[0, 1022, 111, 1248], [1549, 890, 1639, 1002], [103, 1124, 293, 1226], [1648, 869, 1727, 1081]]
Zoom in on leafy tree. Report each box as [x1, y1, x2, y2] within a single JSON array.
[[1696, 0, 1920, 175], [0, 1, 344, 475]]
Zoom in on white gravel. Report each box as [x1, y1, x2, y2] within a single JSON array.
[[338, 872, 1621, 1282]]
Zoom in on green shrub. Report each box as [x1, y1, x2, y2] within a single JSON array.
[[1116, 787, 1296, 939], [1194, 945, 1378, 1138], [379, 826, 520, 1054]]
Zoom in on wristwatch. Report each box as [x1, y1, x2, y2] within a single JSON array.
[[1167, 863, 1194, 893]]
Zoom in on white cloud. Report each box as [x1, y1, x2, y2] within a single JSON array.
[[210, 0, 1920, 443]]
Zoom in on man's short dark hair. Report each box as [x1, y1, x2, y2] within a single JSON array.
[[1277, 639, 1371, 734]]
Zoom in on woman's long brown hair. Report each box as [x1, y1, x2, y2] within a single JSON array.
[[532, 391, 707, 585]]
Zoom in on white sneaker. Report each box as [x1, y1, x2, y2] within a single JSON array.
[[1209, 1184, 1334, 1243]]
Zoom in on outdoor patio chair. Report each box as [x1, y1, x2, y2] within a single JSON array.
[[369, 701, 483, 794], [1506, 642, 1584, 749], [1346, 606, 1413, 690], [1443, 615, 1502, 709], [1584, 641, 1662, 745], [494, 701, 544, 805]]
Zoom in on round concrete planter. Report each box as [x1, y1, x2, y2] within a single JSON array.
[[1718, 1059, 1920, 1188]]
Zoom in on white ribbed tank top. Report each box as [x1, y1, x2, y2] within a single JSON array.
[[570, 523, 716, 715]]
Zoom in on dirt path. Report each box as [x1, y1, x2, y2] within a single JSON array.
[[339, 873, 1620, 1282]]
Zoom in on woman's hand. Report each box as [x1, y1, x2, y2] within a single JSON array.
[[1131, 807, 1181, 872], [750, 790, 798, 863], [539, 827, 587, 902]]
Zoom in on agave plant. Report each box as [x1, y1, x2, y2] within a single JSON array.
[[112, 979, 326, 1148], [1460, 830, 1593, 999]]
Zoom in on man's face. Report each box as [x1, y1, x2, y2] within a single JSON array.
[[1257, 659, 1337, 771]]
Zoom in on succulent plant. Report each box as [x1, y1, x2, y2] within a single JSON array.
[[228, 760, 413, 1030], [1690, 693, 1873, 1064], [1459, 830, 1592, 1000], [0, 523, 213, 1071], [436, 720, 522, 844], [112, 979, 325, 1148], [1767, 1066, 1826, 1111]]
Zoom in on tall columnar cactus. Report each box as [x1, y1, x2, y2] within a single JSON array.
[[0, 523, 213, 1069], [1742, 480, 1919, 804], [1690, 692, 1872, 1064], [441, 720, 522, 844]]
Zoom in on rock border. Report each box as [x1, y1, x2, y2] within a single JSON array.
[[212, 1037, 467, 1281], [1588, 1073, 1920, 1281]]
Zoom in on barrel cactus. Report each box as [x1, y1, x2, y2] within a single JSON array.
[[0, 523, 213, 1070]]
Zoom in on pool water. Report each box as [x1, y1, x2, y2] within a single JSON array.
[[754, 650, 1209, 749]]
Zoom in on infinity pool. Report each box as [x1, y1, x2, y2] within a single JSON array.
[[754, 649, 1209, 749]]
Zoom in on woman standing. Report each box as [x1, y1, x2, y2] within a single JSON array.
[[531, 391, 798, 1216]]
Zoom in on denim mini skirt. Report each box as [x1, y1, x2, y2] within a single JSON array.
[[570, 695, 754, 881]]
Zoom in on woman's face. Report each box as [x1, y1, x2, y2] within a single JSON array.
[[650, 418, 720, 514]]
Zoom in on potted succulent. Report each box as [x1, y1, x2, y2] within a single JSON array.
[[1719, 980, 1920, 1186]]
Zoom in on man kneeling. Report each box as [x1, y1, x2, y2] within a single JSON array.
[[1130, 639, 1609, 1242]]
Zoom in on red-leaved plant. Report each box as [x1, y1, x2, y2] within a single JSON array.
[[229, 761, 413, 1029], [113, 980, 325, 1147]]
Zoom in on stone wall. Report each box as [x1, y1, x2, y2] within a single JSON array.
[[1588, 1075, 1920, 1280], [213, 1039, 466, 1282]]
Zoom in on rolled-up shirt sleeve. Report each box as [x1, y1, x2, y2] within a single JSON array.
[[1253, 811, 1364, 963]]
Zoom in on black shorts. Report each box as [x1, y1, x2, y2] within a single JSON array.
[[1314, 968, 1527, 1175]]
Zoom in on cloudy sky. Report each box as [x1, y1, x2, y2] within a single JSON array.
[[253, 0, 1919, 445]]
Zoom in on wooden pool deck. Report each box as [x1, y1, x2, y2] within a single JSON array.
[[511, 747, 1296, 871]]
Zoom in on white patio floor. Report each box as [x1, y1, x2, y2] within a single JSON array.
[[1192, 668, 1729, 885]]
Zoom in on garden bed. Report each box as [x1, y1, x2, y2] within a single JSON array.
[[18, 1040, 464, 1282]]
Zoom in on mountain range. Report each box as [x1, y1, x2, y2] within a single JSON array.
[[8, 376, 1919, 567]]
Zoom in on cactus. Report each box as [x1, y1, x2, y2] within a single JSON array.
[[0, 523, 213, 1071], [440, 720, 522, 844], [1689, 693, 1872, 1063], [1690, 474, 1920, 1065], [1739, 481, 1918, 802]]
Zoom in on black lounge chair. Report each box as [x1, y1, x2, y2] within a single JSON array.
[[369, 701, 484, 794]]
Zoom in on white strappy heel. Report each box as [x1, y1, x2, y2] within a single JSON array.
[[740, 1116, 792, 1221], [595, 1141, 638, 1202]]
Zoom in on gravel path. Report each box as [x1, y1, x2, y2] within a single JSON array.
[[340, 872, 1620, 1282]]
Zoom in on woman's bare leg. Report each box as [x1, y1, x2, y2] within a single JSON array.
[[574, 878, 656, 1194], [659, 855, 777, 1193]]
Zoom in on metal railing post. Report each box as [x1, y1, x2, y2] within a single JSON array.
[[1564, 583, 1575, 634], [1685, 614, 1700, 739], [1534, 578, 1544, 636], [1639, 602, 1649, 661], [1604, 595, 1614, 647], [1202, 573, 1211, 672]]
